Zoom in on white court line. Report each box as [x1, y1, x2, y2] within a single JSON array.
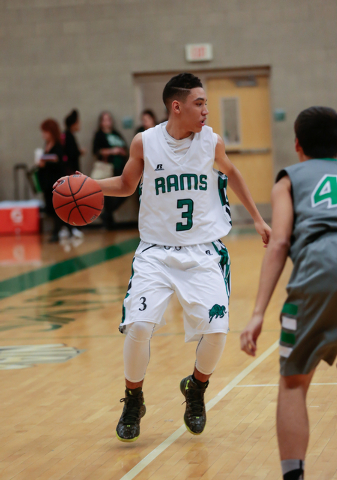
[[236, 383, 337, 387], [120, 340, 279, 480], [308, 383, 337, 385]]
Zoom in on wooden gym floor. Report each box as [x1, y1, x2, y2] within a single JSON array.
[[0, 229, 336, 480]]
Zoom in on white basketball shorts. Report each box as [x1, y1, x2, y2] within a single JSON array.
[[119, 240, 230, 342]]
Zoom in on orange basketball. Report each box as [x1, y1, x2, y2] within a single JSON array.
[[53, 174, 104, 226]]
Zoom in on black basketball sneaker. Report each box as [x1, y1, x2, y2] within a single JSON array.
[[180, 375, 208, 435], [116, 388, 146, 442]]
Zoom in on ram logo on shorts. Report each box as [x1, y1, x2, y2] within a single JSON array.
[[209, 304, 227, 323]]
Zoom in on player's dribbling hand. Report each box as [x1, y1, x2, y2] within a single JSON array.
[[53, 171, 84, 190], [254, 220, 271, 248], [240, 314, 263, 356]]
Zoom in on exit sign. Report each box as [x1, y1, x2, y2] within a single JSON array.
[[185, 43, 213, 62]]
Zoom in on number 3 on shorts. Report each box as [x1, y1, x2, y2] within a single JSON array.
[[176, 199, 194, 231], [139, 297, 147, 311]]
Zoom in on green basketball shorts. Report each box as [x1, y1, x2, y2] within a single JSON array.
[[279, 236, 337, 376]]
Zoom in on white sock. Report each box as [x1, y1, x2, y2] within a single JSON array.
[[123, 322, 155, 383], [195, 333, 227, 375], [281, 459, 304, 477]]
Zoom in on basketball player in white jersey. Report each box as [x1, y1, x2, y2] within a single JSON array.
[[54, 73, 271, 442]]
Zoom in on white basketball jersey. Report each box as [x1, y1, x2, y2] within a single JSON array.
[[139, 123, 232, 246]]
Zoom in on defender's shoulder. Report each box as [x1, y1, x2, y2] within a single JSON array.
[[276, 162, 303, 183]]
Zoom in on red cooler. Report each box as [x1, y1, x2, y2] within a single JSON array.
[[0, 200, 41, 235]]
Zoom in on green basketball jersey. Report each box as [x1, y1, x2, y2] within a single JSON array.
[[277, 158, 337, 263]]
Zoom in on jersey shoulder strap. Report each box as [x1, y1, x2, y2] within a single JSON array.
[[141, 124, 160, 149]]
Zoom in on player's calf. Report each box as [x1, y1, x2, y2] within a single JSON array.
[[278, 373, 313, 480]]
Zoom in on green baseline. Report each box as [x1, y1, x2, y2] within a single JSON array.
[[0, 237, 140, 301]]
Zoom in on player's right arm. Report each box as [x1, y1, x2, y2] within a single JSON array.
[[96, 133, 144, 197], [240, 175, 293, 356], [53, 133, 144, 197]]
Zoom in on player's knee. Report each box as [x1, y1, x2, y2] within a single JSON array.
[[127, 321, 154, 343], [203, 332, 227, 349], [280, 372, 313, 390]]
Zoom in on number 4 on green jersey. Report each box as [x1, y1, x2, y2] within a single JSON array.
[[311, 175, 337, 208]]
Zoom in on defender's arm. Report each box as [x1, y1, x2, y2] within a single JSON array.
[[240, 175, 293, 356], [214, 135, 271, 244]]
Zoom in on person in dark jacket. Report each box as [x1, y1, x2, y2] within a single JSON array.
[[92, 111, 128, 229], [38, 119, 72, 242], [63, 109, 85, 175]]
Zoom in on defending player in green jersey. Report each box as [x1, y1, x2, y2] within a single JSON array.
[[241, 106, 337, 480]]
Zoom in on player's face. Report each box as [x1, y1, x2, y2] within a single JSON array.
[[181, 88, 209, 133]]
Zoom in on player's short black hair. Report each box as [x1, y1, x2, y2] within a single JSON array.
[[295, 106, 337, 158], [162, 73, 203, 110]]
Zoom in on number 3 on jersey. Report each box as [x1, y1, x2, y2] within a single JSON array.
[[176, 199, 194, 231]]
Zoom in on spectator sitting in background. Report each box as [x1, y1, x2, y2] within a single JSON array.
[[38, 119, 72, 243], [63, 109, 85, 175], [134, 109, 157, 134], [92, 111, 128, 229]]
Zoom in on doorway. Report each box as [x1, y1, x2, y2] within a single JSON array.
[[206, 75, 273, 208]]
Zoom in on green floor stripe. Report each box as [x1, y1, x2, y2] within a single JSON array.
[[0, 237, 140, 301]]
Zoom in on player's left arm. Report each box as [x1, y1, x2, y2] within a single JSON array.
[[214, 135, 271, 245], [240, 175, 293, 356]]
